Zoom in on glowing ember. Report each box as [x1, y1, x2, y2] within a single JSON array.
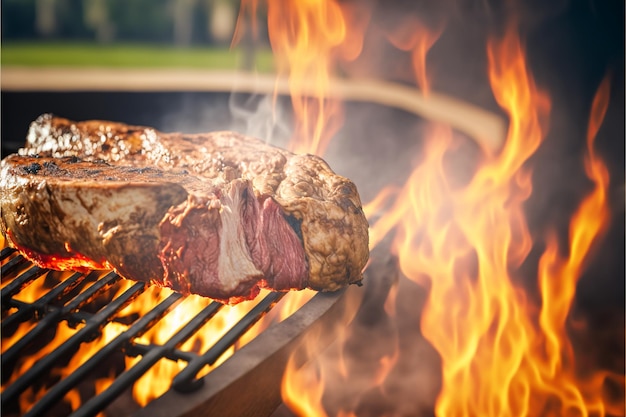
[[6, 230, 114, 272]]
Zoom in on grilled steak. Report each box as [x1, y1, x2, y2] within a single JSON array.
[[1, 114, 369, 303]]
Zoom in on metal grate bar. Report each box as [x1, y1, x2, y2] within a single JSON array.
[[2, 256, 289, 417], [23, 292, 184, 417], [0, 247, 17, 261], [0, 254, 27, 278], [70, 301, 224, 417], [1, 271, 87, 331], [1, 280, 146, 407], [0, 255, 26, 278], [173, 291, 285, 392], [126, 342, 200, 363], [1, 265, 47, 307], [1, 271, 122, 368]]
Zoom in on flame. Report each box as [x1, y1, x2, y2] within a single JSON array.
[[1, 275, 135, 413], [2, 3, 623, 416], [232, 0, 260, 47], [268, 0, 342, 155], [276, 10, 623, 416], [385, 16, 443, 95], [534, 74, 621, 416], [266, 0, 348, 155], [282, 328, 330, 417], [412, 28, 550, 416], [0, 259, 308, 413], [237, 0, 368, 156], [281, 276, 401, 417], [2, 4, 367, 408], [367, 26, 621, 417], [128, 286, 280, 406]]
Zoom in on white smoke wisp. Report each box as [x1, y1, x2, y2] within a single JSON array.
[[228, 91, 292, 149]]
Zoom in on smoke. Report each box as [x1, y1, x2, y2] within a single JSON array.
[[158, 93, 234, 134], [228, 92, 292, 149], [152, 1, 622, 411], [273, 244, 443, 417], [322, 277, 442, 417], [157, 90, 293, 150]]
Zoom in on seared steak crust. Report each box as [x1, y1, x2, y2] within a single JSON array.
[[1, 155, 189, 282], [1, 114, 369, 302]]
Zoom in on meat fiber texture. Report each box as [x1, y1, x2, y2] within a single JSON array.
[[0, 114, 369, 304]]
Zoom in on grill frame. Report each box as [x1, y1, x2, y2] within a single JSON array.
[[0, 76, 489, 417], [135, 282, 363, 417], [0, 248, 364, 417]]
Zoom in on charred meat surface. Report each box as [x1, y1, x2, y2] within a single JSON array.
[[0, 114, 369, 303]]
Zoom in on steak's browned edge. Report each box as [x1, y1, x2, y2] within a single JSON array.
[[0, 114, 369, 303]]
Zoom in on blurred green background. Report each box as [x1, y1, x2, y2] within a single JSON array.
[[1, 0, 273, 70]]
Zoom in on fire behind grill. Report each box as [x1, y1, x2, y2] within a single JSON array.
[[0, 246, 363, 417]]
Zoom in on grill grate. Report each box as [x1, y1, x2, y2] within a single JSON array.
[[0, 248, 285, 417]]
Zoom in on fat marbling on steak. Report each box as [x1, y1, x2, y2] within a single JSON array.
[[0, 114, 369, 303]]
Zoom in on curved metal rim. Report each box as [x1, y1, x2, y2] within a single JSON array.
[[1, 68, 506, 154]]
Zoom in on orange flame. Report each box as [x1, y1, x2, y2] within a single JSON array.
[[534, 73, 621, 416], [128, 286, 291, 406], [268, 0, 343, 155], [385, 16, 443, 95], [0, 263, 309, 413], [232, 0, 259, 47], [281, 280, 401, 417], [282, 327, 330, 417], [2, 3, 623, 416], [425, 29, 549, 416], [277, 13, 622, 416], [237, 0, 369, 156], [369, 26, 621, 417], [1, 276, 136, 412]]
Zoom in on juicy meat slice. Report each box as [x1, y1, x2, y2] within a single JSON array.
[[158, 193, 224, 297], [255, 196, 308, 290], [1, 114, 369, 303]]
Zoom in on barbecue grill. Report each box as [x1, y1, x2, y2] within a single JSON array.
[[2, 65, 623, 416], [0, 245, 366, 417], [0, 71, 506, 416], [2, 0, 624, 414]]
